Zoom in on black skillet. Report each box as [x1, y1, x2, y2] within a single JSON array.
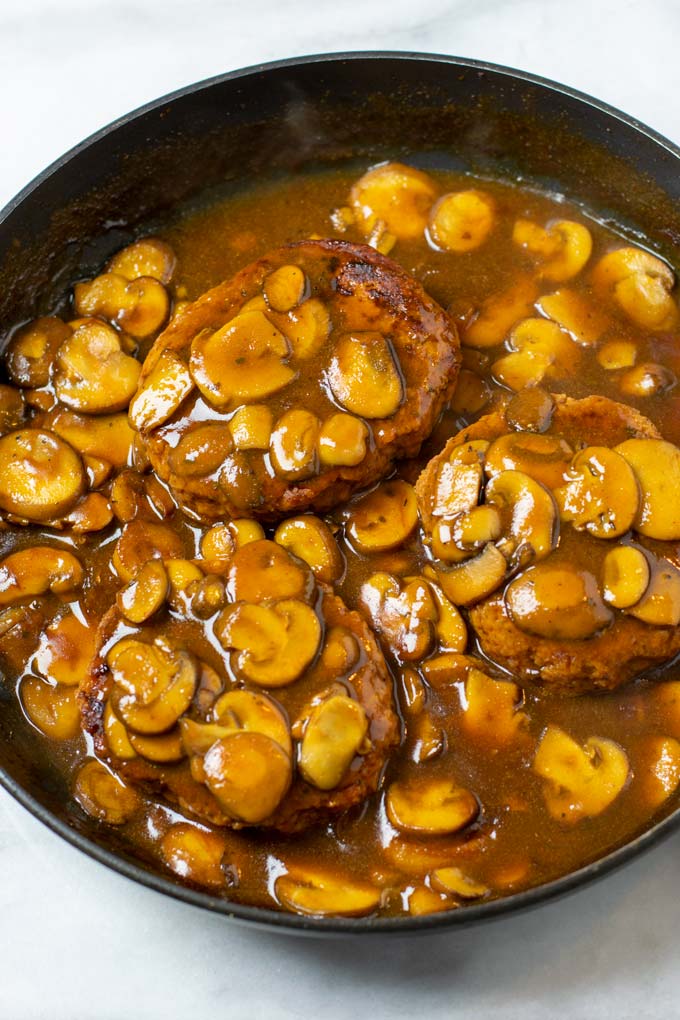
[[2, 52, 680, 935]]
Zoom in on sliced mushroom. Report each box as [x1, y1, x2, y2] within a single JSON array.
[[202, 731, 292, 823], [276, 868, 381, 917], [430, 866, 490, 899], [73, 760, 140, 825], [484, 432, 573, 490], [449, 369, 491, 416], [168, 422, 233, 478], [430, 441, 488, 519], [360, 572, 438, 661], [129, 349, 195, 432], [492, 317, 579, 391], [215, 598, 321, 687], [108, 638, 197, 734], [161, 823, 230, 887], [328, 333, 403, 419], [263, 265, 307, 313], [437, 505, 502, 562], [615, 438, 680, 540], [464, 276, 539, 349], [435, 543, 507, 607], [0, 429, 85, 521], [62, 492, 113, 532], [228, 404, 273, 450], [505, 563, 613, 639], [190, 311, 295, 409], [619, 363, 676, 398], [428, 190, 495, 253], [45, 409, 134, 467], [269, 409, 320, 480], [505, 386, 555, 433], [637, 736, 680, 809], [274, 515, 343, 583], [112, 519, 184, 582], [128, 727, 185, 763], [33, 609, 96, 686], [592, 246, 677, 330], [298, 692, 369, 790], [0, 385, 25, 435], [486, 469, 558, 561], [0, 546, 83, 605], [386, 778, 478, 835], [597, 339, 638, 371], [429, 581, 468, 653], [602, 546, 650, 609], [199, 519, 265, 575], [104, 701, 137, 759], [513, 218, 592, 281], [212, 689, 291, 754], [20, 676, 80, 740], [116, 560, 169, 623], [53, 320, 141, 413], [74, 272, 169, 338], [626, 558, 680, 626], [107, 236, 176, 284], [272, 298, 331, 359], [555, 446, 640, 539], [462, 667, 527, 745], [227, 539, 314, 603], [347, 479, 418, 553], [537, 288, 609, 346], [318, 412, 369, 467], [533, 726, 629, 822], [350, 161, 437, 240], [6, 316, 72, 388]]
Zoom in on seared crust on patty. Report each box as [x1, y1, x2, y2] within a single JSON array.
[[131, 239, 460, 521], [418, 394, 680, 695], [80, 544, 399, 834]]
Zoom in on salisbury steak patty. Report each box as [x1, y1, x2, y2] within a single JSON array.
[[80, 538, 399, 833], [416, 393, 680, 694], [129, 239, 461, 521]]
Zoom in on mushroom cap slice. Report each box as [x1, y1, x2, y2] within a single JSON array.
[[215, 598, 322, 687], [386, 778, 478, 836], [615, 439, 680, 540], [555, 446, 640, 539], [505, 564, 613, 640], [202, 731, 292, 823], [0, 429, 85, 522], [534, 726, 629, 822]]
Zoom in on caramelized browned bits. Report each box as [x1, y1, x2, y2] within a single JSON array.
[[0, 429, 85, 521], [555, 447, 639, 539], [190, 311, 295, 409], [108, 638, 197, 734], [215, 599, 321, 687], [0, 546, 83, 604], [161, 824, 230, 888], [20, 676, 81, 740], [347, 480, 418, 553], [350, 162, 437, 240], [329, 333, 403, 420], [428, 190, 495, 253], [107, 237, 176, 284], [512, 218, 592, 281], [602, 546, 650, 609], [276, 868, 381, 917], [112, 519, 184, 582], [317, 413, 369, 467], [274, 515, 343, 583], [299, 692, 370, 790], [203, 731, 292, 823], [505, 564, 613, 640], [386, 778, 478, 836], [227, 539, 313, 603], [116, 560, 169, 623], [53, 320, 141, 413], [592, 246, 678, 330], [129, 350, 195, 432], [534, 727, 629, 822], [270, 409, 320, 479], [6, 316, 72, 388], [74, 760, 140, 825], [615, 439, 680, 540]]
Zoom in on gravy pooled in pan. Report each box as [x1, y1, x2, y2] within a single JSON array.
[[3, 161, 680, 919]]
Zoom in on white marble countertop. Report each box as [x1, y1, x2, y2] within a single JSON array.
[[2, 1, 680, 1016]]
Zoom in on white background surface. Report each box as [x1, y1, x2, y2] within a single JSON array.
[[2, 1, 680, 1016]]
